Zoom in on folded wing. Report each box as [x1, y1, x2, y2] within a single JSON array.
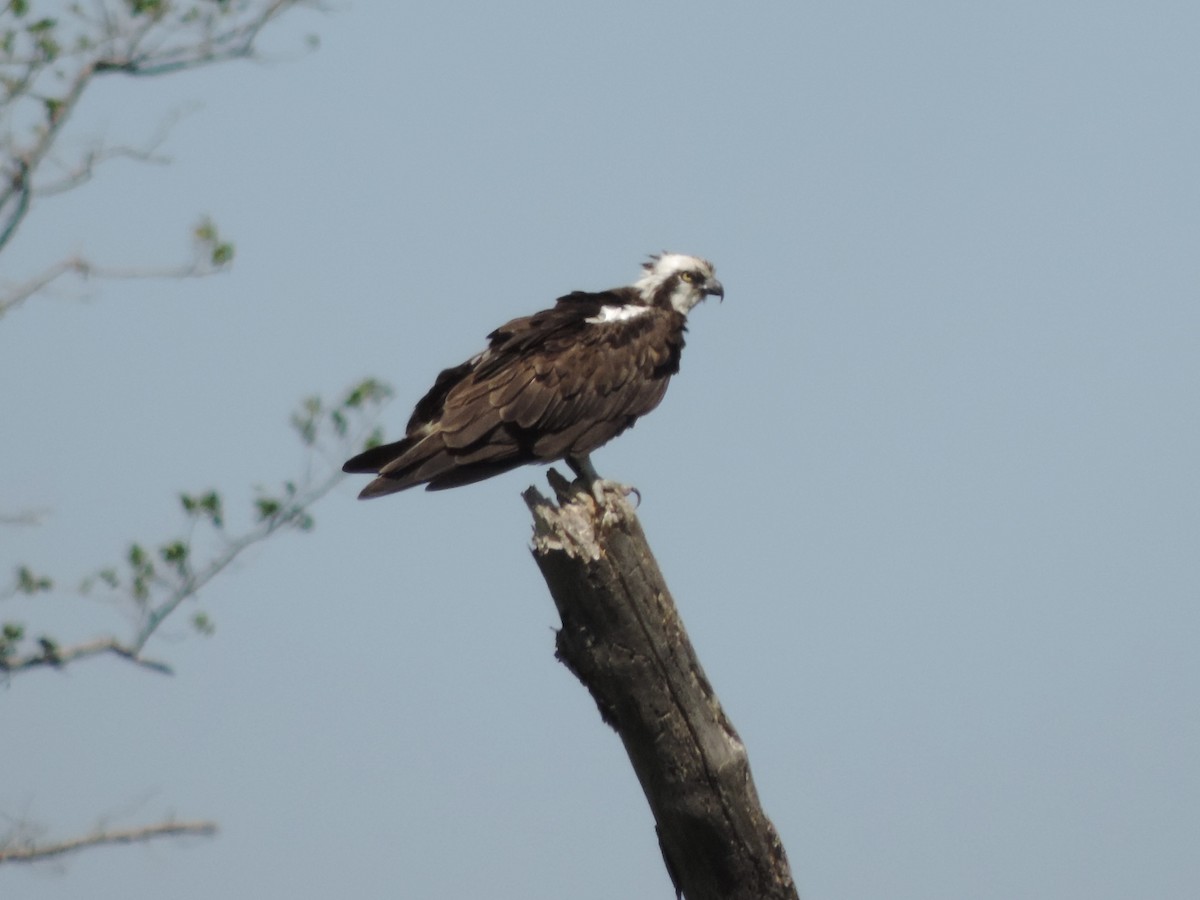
[[343, 294, 686, 498]]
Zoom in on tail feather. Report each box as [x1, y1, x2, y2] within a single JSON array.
[[355, 447, 454, 497], [346, 427, 535, 499], [425, 458, 529, 490], [342, 437, 417, 474], [343, 433, 441, 498]]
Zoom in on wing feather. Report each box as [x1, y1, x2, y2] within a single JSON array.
[[439, 404, 503, 449], [532, 419, 595, 458], [500, 375, 558, 428], [487, 364, 539, 409], [502, 309, 683, 457]]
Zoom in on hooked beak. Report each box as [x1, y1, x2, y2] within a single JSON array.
[[705, 277, 725, 303]]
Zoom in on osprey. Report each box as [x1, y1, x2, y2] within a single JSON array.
[[343, 253, 723, 500]]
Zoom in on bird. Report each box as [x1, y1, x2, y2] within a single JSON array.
[[343, 252, 723, 501]]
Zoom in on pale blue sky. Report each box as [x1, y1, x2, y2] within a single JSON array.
[[4, 2, 1198, 898]]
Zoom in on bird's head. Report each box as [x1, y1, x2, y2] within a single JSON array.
[[634, 253, 724, 314]]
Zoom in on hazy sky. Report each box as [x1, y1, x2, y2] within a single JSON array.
[[4, 2, 1198, 899]]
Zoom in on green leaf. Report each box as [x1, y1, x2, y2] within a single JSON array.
[[160, 541, 189, 573], [0, 622, 25, 665], [255, 497, 281, 521], [343, 378, 392, 409], [184, 490, 224, 528], [37, 636, 60, 661], [331, 409, 347, 437], [126, 0, 165, 17], [191, 612, 215, 636], [210, 242, 234, 266], [15, 565, 53, 594], [80, 566, 120, 594], [33, 32, 58, 60], [193, 217, 217, 243], [199, 490, 224, 529], [290, 397, 321, 445]]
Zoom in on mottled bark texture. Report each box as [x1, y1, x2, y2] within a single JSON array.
[[524, 471, 798, 900]]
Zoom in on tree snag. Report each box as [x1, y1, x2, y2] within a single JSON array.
[[524, 470, 798, 900]]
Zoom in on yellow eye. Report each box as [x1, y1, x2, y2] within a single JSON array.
[[680, 271, 697, 284]]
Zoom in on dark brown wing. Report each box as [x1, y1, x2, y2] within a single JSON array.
[[343, 291, 686, 497]]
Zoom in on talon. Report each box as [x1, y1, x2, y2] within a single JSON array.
[[566, 454, 640, 509], [589, 479, 641, 507]]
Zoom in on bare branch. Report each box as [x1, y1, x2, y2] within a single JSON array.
[[0, 61, 94, 253], [0, 1, 318, 256], [0, 637, 173, 676], [0, 236, 232, 320], [132, 466, 346, 656], [0, 471, 340, 678], [1, 379, 390, 678], [94, 0, 312, 78], [0, 820, 216, 865], [0, 509, 49, 527], [37, 134, 176, 197], [0, 258, 77, 315], [0, 159, 33, 254]]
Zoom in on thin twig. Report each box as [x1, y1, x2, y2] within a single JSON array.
[[0, 637, 173, 676], [0, 509, 49, 526], [37, 141, 174, 197], [0, 472, 344, 676], [0, 820, 216, 865], [132, 468, 345, 654], [1, 378, 386, 679], [0, 61, 94, 253], [0, 253, 226, 318], [0, 1, 314, 256]]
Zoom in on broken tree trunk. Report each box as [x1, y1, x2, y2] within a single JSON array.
[[523, 471, 798, 900]]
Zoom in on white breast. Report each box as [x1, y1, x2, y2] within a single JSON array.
[[585, 304, 652, 325]]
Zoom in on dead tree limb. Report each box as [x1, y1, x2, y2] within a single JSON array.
[[523, 471, 798, 900]]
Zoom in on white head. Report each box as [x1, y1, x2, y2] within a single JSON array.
[[633, 253, 724, 314]]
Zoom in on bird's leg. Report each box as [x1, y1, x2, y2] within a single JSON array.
[[565, 454, 641, 507], [565, 454, 605, 504]]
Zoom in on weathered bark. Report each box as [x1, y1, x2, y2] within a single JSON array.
[[524, 471, 798, 900]]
